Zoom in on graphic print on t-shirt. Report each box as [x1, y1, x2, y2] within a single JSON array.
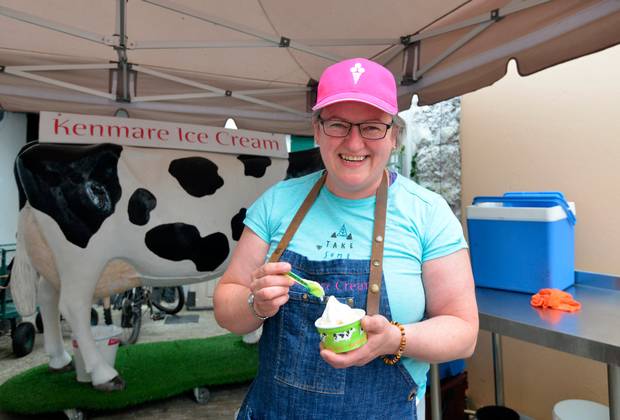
[[316, 223, 354, 259]]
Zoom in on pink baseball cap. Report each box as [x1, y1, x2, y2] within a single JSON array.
[[312, 58, 398, 115]]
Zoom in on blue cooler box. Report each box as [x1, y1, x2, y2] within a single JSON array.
[[467, 192, 576, 294]]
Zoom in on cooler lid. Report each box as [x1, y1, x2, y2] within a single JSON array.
[[469, 192, 576, 225]]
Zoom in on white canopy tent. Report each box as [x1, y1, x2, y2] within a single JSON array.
[[2, 2, 620, 418], [0, 0, 619, 135]]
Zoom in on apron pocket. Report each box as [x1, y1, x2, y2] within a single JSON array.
[[274, 291, 349, 395]]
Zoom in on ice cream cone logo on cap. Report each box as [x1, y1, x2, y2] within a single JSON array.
[[350, 62, 365, 84]]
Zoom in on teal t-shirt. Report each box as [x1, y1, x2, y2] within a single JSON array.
[[244, 170, 468, 396]]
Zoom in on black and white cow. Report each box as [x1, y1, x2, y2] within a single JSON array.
[[10, 142, 322, 390]]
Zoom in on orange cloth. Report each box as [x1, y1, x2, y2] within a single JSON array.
[[530, 288, 581, 312]]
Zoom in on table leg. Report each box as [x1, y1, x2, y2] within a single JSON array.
[[609, 364, 619, 420], [492, 332, 505, 406], [429, 363, 442, 420]]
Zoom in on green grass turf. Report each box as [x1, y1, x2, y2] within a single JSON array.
[[0, 334, 257, 414]]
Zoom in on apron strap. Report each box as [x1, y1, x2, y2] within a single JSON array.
[[268, 172, 327, 263], [366, 170, 388, 315]]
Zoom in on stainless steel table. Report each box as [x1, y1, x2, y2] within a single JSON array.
[[476, 271, 620, 420]]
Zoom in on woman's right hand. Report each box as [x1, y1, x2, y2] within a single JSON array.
[[249, 261, 294, 318]]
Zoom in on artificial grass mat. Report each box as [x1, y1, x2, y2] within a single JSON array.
[[0, 333, 257, 414]]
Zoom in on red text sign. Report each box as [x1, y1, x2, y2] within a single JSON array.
[[39, 112, 288, 158]]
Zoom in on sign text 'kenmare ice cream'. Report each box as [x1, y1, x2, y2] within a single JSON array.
[[39, 112, 288, 158]]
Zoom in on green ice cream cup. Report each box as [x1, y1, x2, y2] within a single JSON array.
[[315, 308, 367, 353]]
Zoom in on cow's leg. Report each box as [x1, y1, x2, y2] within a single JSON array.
[[58, 266, 124, 390], [37, 279, 72, 370]]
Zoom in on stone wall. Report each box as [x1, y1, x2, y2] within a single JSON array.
[[398, 97, 462, 218]]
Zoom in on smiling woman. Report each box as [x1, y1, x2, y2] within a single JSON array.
[[313, 101, 397, 200], [214, 57, 478, 420]]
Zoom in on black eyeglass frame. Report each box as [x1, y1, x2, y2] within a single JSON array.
[[317, 116, 394, 140]]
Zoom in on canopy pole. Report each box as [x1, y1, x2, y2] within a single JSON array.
[[401, 39, 419, 85], [132, 65, 309, 117], [416, 20, 494, 79], [3, 67, 116, 99], [115, 0, 130, 102]]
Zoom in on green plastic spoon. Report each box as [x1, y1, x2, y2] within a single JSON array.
[[286, 271, 325, 301]]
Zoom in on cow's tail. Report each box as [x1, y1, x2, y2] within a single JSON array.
[[10, 209, 38, 316]]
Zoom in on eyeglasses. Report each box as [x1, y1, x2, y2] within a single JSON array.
[[317, 117, 393, 140]]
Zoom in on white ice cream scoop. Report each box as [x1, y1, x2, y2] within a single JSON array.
[[316, 296, 363, 327]]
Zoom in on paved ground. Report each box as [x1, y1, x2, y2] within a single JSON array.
[[0, 305, 250, 420]]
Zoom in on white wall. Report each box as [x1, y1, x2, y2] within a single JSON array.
[[0, 111, 27, 245]]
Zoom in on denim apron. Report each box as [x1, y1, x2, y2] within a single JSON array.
[[237, 172, 419, 420]]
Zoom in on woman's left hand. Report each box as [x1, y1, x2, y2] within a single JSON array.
[[320, 315, 402, 368]]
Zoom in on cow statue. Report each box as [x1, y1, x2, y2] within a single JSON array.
[[10, 142, 322, 391]]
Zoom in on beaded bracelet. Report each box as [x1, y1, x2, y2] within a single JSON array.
[[382, 321, 406, 365]]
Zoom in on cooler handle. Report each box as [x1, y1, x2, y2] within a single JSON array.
[[503, 191, 566, 201], [472, 196, 576, 225]]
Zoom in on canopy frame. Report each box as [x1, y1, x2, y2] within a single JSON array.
[[0, 0, 557, 115], [1, 0, 618, 133], [402, 0, 620, 93]]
